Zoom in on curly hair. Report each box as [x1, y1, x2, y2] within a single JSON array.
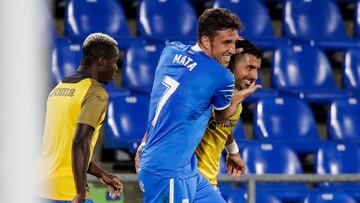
[[81, 33, 118, 66]]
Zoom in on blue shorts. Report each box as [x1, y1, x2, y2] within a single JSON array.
[[40, 198, 94, 203], [138, 169, 226, 203]]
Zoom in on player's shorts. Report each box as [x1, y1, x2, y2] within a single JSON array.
[[138, 169, 226, 203], [40, 198, 94, 203]]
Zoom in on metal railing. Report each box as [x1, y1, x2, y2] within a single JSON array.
[[89, 173, 360, 203]]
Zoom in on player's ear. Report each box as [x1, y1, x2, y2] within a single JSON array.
[[200, 36, 211, 50], [98, 56, 106, 68]]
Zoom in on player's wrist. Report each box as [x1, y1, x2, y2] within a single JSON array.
[[225, 140, 239, 155]]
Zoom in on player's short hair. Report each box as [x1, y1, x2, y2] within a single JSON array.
[[81, 33, 118, 65], [228, 38, 262, 71], [198, 8, 243, 42]]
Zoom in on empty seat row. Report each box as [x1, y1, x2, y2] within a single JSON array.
[[218, 142, 360, 202], [59, 0, 360, 50], [50, 38, 360, 104]]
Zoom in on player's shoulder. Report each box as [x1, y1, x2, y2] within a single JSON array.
[[87, 79, 109, 99], [166, 41, 190, 50]]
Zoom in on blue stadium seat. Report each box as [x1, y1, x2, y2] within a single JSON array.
[[244, 75, 278, 103], [303, 192, 357, 203], [65, 0, 135, 48], [228, 191, 282, 203], [123, 43, 164, 93], [283, 0, 359, 50], [316, 143, 360, 201], [213, 0, 288, 49], [137, 0, 197, 43], [355, 1, 360, 39], [328, 98, 360, 142], [254, 96, 321, 153], [272, 44, 351, 103], [243, 143, 311, 202], [343, 48, 360, 96], [50, 37, 82, 87], [104, 92, 150, 153]]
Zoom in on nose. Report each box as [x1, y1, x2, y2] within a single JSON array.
[[229, 44, 235, 55]]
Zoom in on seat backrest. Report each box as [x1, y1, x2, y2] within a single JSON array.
[[51, 38, 82, 86], [137, 0, 197, 39], [283, 0, 347, 39], [355, 1, 360, 38], [233, 119, 247, 141], [254, 96, 319, 140], [105, 93, 150, 149], [343, 48, 360, 90], [272, 44, 337, 91], [65, 0, 129, 39], [123, 43, 164, 93], [328, 98, 360, 141], [302, 192, 357, 203], [213, 0, 275, 38], [316, 143, 360, 174], [242, 143, 303, 174]]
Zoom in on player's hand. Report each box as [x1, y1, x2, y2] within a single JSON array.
[[99, 173, 123, 199], [135, 144, 145, 173], [226, 153, 246, 177], [232, 84, 262, 104], [72, 193, 85, 203]]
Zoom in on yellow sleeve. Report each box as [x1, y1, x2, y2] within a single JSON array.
[[77, 84, 108, 128]]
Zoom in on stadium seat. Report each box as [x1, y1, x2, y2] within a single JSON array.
[[343, 48, 360, 96], [316, 143, 360, 200], [213, 0, 288, 49], [272, 44, 351, 103], [137, 0, 197, 43], [328, 98, 360, 142], [123, 43, 164, 93], [254, 96, 321, 153], [283, 0, 359, 50], [242, 143, 311, 202], [244, 75, 278, 103], [302, 192, 357, 203], [50, 37, 82, 87], [355, 1, 360, 39], [65, 0, 135, 48], [104, 92, 150, 153], [227, 190, 282, 203]]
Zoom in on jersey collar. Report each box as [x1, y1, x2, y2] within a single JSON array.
[[191, 43, 203, 52]]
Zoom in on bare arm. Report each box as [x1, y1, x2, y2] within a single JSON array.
[[214, 85, 262, 123], [72, 123, 94, 202], [88, 162, 123, 198]]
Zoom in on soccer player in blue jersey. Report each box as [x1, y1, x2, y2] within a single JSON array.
[[137, 8, 261, 203]]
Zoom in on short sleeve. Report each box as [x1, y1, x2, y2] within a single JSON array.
[[213, 71, 235, 110], [77, 85, 109, 128]]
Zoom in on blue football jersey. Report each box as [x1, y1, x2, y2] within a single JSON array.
[[140, 41, 234, 178]]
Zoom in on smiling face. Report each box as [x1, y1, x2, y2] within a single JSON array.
[[231, 53, 261, 90], [201, 29, 238, 67]]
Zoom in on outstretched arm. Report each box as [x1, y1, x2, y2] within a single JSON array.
[[214, 84, 262, 123]]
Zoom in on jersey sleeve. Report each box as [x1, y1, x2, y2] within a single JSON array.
[[77, 84, 109, 128], [213, 70, 235, 110]]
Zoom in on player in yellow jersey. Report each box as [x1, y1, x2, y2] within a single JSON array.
[[196, 38, 262, 188], [37, 33, 123, 203]]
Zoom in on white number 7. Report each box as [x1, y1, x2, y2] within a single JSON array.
[[151, 76, 180, 126]]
